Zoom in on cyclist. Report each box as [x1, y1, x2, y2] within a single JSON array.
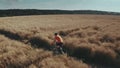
[[51, 33, 64, 54]]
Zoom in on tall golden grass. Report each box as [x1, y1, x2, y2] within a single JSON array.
[[0, 15, 120, 68], [0, 35, 89, 68]]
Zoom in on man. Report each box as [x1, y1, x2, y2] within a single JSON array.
[[51, 33, 64, 54]]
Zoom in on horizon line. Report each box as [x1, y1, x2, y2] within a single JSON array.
[[0, 9, 120, 13]]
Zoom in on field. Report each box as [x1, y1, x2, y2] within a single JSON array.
[[0, 14, 120, 68]]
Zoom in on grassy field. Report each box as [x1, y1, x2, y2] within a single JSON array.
[[0, 14, 120, 68]]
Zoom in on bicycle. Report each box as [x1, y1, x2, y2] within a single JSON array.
[[51, 43, 65, 55]]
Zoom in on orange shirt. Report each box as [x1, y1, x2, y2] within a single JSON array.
[[55, 35, 63, 43]]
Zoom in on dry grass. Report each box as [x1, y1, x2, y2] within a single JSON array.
[[0, 14, 120, 68], [34, 55, 89, 68], [0, 35, 89, 68], [0, 35, 52, 68], [63, 27, 120, 67]]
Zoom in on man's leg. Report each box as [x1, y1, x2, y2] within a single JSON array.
[[58, 43, 64, 54]]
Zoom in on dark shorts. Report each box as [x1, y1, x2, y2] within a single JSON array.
[[56, 42, 63, 47]]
